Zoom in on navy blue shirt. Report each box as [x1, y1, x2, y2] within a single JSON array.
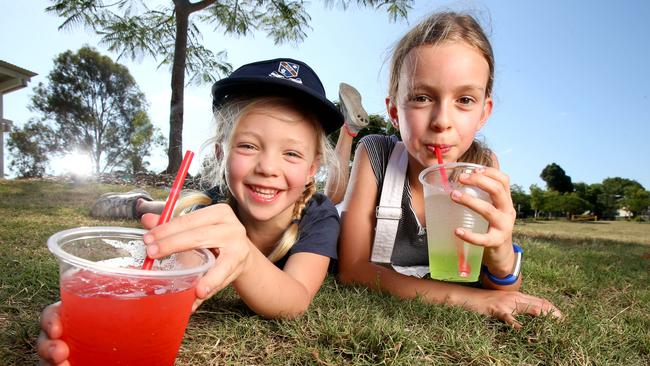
[[204, 189, 340, 268]]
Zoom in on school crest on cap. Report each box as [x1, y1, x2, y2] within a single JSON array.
[[269, 60, 302, 84]]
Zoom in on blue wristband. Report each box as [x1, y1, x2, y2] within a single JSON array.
[[481, 243, 523, 286]]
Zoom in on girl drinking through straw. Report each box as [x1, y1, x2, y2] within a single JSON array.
[[38, 58, 343, 364], [337, 12, 562, 328]]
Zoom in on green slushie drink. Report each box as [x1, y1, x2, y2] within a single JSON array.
[[419, 163, 491, 282]]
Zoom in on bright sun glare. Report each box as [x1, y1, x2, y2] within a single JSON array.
[[50, 152, 94, 177]]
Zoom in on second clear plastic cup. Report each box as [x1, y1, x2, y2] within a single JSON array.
[[47, 226, 215, 365], [419, 163, 491, 282]]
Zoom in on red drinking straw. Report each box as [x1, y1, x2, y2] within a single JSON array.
[[141, 150, 195, 270], [434, 146, 470, 277], [434, 146, 449, 190]]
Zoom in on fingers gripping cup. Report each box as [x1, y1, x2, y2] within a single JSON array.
[[47, 226, 215, 365], [419, 163, 491, 282]]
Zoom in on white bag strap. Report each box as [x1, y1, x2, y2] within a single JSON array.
[[371, 141, 408, 263]]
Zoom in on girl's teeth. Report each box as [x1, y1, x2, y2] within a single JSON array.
[[253, 186, 278, 198]]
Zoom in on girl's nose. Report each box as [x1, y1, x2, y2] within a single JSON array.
[[430, 102, 452, 131], [254, 153, 279, 176]]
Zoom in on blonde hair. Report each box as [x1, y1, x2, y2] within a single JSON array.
[[175, 96, 338, 263], [388, 11, 495, 167]]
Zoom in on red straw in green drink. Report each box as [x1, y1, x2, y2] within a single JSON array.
[[434, 146, 470, 277], [434, 146, 449, 190], [141, 150, 195, 270]]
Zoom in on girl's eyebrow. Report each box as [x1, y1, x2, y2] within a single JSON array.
[[236, 130, 310, 150], [408, 82, 485, 94], [283, 137, 312, 153], [454, 84, 485, 93]]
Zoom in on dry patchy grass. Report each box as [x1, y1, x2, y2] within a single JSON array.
[[515, 219, 650, 246]]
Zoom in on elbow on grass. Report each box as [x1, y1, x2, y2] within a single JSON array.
[[336, 264, 359, 286]]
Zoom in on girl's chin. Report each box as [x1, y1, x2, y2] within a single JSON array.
[[244, 207, 294, 225]]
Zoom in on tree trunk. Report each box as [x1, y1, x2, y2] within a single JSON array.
[[164, 2, 190, 174]]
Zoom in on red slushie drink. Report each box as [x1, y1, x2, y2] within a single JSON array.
[[48, 227, 214, 366]]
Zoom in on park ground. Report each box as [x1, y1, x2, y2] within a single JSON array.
[[1, 179, 648, 365]]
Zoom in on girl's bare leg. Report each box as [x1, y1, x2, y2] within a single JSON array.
[[325, 83, 369, 205], [135, 199, 165, 217], [326, 128, 354, 204]]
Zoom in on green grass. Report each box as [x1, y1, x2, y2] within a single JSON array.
[[1, 179, 649, 365]]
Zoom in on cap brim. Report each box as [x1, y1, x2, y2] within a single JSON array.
[[212, 77, 343, 135]]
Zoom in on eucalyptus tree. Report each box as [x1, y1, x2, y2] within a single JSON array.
[[7, 121, 53, 178], [28, 46, 163, 175], [46, 0, 411, 174]]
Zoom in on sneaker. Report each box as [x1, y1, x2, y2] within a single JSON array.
[[90, 189, 153, 219], [339, 82, 369, 136]]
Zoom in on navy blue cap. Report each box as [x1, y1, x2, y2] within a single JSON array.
[[212, 58, 343, 135]]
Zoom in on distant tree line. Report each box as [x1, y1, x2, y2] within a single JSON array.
[[511, 163, 650, 220]]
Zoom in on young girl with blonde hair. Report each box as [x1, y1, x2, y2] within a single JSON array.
[[38, 58, 344, 364], [338, 12, 562, 327]]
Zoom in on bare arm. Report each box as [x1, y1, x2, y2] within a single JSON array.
[[142, 206, 330, 319], [337, 143, 560, 326], [231, 250, 330, 319]]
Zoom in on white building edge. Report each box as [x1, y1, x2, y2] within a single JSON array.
[[1, 60, 37, 178]]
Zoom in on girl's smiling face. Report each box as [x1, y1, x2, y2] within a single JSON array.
[[226, 102, 319, 226], [388, 42, 493, 172]]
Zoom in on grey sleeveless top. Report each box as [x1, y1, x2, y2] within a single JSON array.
[[361, 134, 428, 267]]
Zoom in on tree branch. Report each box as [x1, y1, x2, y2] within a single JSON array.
[[188, 0, 218, 13]]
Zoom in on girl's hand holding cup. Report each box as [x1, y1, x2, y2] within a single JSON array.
[[37, 302, 69, 366], [450, 166, 518, 277], [141, 203, 254, 311]]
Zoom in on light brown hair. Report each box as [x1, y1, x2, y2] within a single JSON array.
[[388, 12, 495, 166]]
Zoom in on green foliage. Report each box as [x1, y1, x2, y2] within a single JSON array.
[[529, 177, 649, 220], [529, 184, 545, 218], [511, 184, 532, 218], [356, 113, 397, 147], [621, 185, 650, 217], [26, 46, 164, 175], [7, 121, 56, 178], [600, 178, 647, 219], [537, 165, 649, 220], [328, 112, 396, 165], [528, 186, 592, 219], [540, 162, 573, 193], [125, 111, 167, 175]]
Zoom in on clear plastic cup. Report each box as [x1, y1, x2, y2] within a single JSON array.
[[47, 226, 215, 365], [419, 163, 491, 282]]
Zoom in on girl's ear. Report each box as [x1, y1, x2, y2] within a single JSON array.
[[477, 96, 494, 130], [385, 97, 399, 129]]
